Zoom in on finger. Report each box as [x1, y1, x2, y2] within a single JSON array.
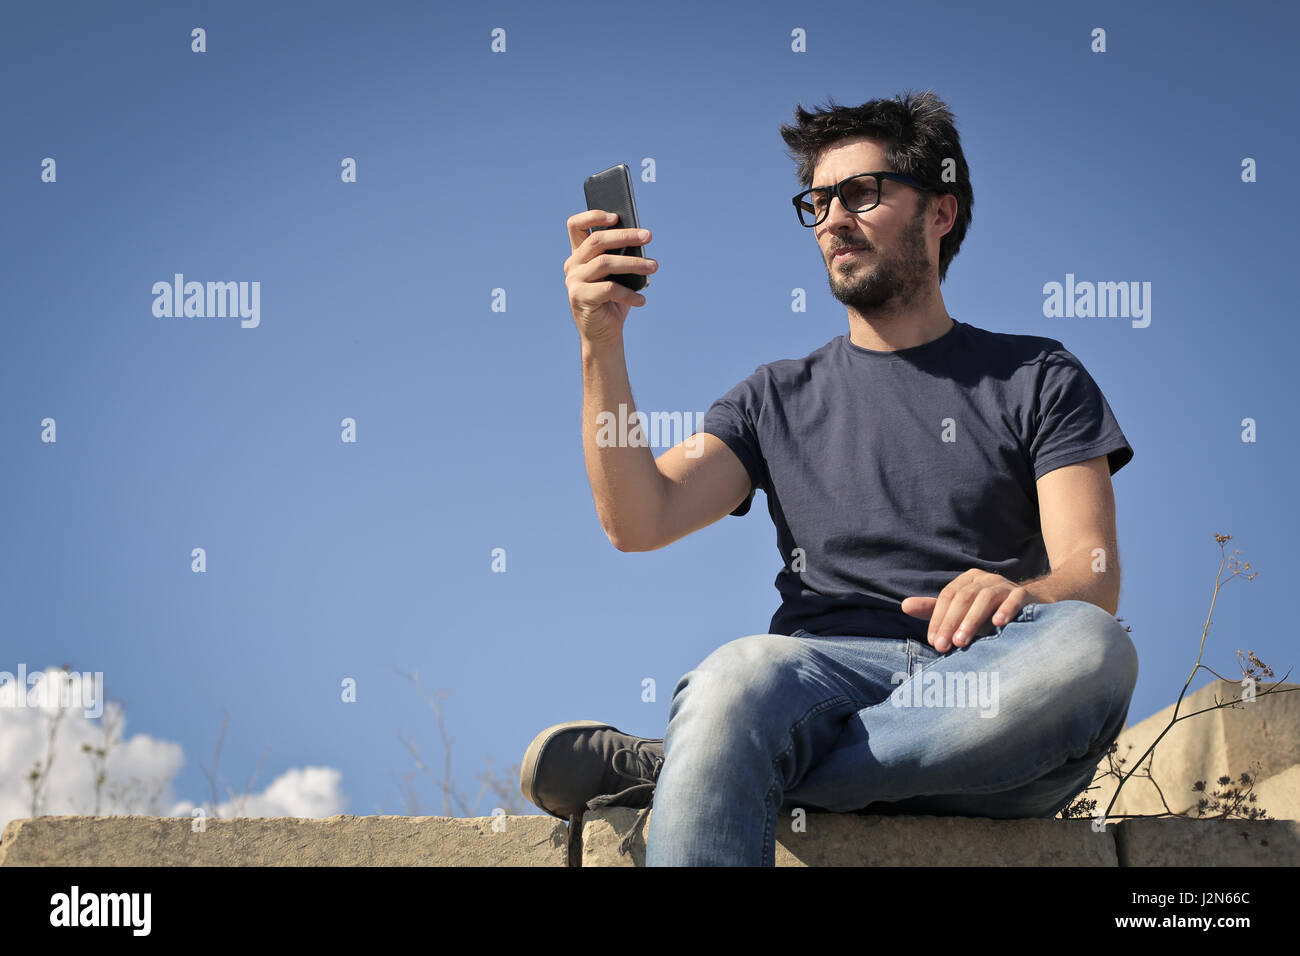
[[900, 596, 936, 619], [926, 569, 987, 648], [568, 209, 618, 254], [565, 215, 650, 273], [570, 248, 656, 289], [932, 584, 987, 651], [568, 223, 654, 281], [595, 231, 652, 277], [991, 589, 1029, 628], [927, 588, 962, 650], [951, 589, 1005, 648]]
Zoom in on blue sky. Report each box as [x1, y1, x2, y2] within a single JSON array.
[[1, 0, 1296, 825]]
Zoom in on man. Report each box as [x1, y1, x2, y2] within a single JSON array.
[[525, 90, 1139, 866]]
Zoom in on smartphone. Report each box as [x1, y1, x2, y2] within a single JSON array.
[[583, 163, 647, 292]]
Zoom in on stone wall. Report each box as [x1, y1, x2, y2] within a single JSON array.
[[3, 811, 1297, 866]]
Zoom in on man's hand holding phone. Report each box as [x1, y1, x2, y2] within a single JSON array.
[[564, 209, 657, 350]]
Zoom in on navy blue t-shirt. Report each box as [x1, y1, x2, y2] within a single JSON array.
[[696, 319, 1133, 640]]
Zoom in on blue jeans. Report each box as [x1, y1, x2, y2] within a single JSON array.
[[644, 600, 1139, 866]]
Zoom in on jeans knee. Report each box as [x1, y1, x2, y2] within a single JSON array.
[[670, 634, 808, 718], [1050, 601, 1138, 705]]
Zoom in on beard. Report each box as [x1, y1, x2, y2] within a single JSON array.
[[826, 205, 931, 314]]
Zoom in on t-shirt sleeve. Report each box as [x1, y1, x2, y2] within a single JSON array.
[[1030, 345, 1134, 480], [695, 368, 767, 517]]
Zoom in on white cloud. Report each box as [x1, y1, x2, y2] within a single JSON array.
[[0, 666, 347, 833], [169, 767, 346, 819]]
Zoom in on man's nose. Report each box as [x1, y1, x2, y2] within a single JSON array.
[[825, 194, 851, 222], [823, 191, 864, 230]]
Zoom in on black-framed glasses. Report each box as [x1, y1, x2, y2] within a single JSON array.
[[792, 171, 934, 227]]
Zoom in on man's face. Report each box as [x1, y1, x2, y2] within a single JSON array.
[[809, 137, 934, 314]]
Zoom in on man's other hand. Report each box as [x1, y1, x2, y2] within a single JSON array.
[[902, 570, 1042, 652]]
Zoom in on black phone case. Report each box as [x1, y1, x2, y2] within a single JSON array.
[[583, 163, 647, 292]]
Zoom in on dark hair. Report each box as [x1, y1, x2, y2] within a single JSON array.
[[779, 89, 973, 282]]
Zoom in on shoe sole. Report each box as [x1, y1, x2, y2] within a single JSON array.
[[520, 720, 614, 819]]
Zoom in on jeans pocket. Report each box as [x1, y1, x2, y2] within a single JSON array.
[[908, 638, 940, 676]]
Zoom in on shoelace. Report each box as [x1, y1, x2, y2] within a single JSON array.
[[584, 747, 665, 856]]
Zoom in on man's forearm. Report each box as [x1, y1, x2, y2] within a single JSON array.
[[1019, 548, 1120, 616], [580, 338, 668, 551]]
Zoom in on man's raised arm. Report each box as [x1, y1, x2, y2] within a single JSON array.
[[566, 209, 751, 552]]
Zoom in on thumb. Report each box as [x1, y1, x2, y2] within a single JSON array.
[[900, 596, 936, 619]]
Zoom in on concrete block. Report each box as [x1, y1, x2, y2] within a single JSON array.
[[1114, 818, 1300, 866], [580, 807, 1118, 866], [0, 814, 568, 867]]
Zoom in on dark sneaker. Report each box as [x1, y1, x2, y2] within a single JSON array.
[[520, 720, 664, 855]]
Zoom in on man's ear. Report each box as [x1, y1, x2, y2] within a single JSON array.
[[928, 192, 957, 240]]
